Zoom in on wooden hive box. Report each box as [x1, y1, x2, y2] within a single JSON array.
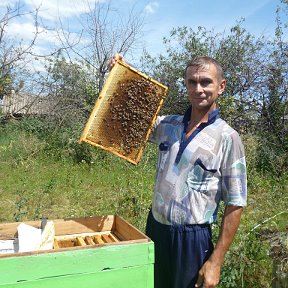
[[0, 215, 154, 288], [79, 60, 168, 165]]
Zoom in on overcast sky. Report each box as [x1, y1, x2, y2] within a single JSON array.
[[0, 0, 285, 65]]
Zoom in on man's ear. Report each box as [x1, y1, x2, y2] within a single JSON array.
[[218, 79, 227, 95]]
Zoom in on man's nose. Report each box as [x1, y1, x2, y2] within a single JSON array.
[[195, 83, 204, 92]]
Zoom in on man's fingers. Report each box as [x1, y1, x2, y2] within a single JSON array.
[[113, 52, 123, 62], [107, 52, 123, 71], [195, 272, 204, 287]]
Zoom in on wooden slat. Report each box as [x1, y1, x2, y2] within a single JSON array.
[[85, 236, 95, 245], [53, 215, 115, 236], [114, 216, 148, 241], [109, 233, 120, 242], [93, 235, 105, 244], [0, 265, 154, 287], [102, 234, 113, 243], [53, 239, 60, 249], [58, 239, 76, 248], [76, 237, 86, 246]]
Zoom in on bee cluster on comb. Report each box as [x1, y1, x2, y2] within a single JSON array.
[[102, 78, 164, 155], [80, 60, 168, 164]]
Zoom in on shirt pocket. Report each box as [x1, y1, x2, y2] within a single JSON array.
[[157, 141, 170, 171], [186, 158, 218, 194]]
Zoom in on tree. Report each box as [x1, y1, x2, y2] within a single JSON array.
[[257, 4, 288, 176], [45, 55, 97, 130], [0, 2, 41, 99], [142, 24, 266, 132], [35, 1, 145, 152], [56, 0, 144, 94], [141, 12, 288, 176], [142, 26, 212, 114]]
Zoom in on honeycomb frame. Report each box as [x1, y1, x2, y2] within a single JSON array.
[[79, 60, 168, 165]]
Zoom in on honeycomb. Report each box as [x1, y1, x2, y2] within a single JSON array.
[[79, 60, 168, 165], [54, 232, 120, 249]]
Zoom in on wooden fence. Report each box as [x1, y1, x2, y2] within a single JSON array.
[[2, 91, 52, 115]]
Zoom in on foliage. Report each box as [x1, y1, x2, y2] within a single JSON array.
[[142, 26, 212, 114], [0, 120, 157, 229], [256, 6, 288, 176], [16, 115, 92, 163], [0, 2, 41, 99], [57, 1, 144, 94], [0, 0, 146, 158], [1, 120, 287, 287], [219, 229, 273, 288], [142, 23, 266, 130], [45, 55, 98, 121], [1, 1, 288, 287], [142, 16, 287, 177], [0, 74, 11, 98], [12, 57, 99, 162]]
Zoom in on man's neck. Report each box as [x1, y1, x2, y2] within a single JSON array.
[[189, 103, 217, 127]]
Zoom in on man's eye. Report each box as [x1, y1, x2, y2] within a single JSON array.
[[201, 80, 212, 86], [188, 80, 196, 85]]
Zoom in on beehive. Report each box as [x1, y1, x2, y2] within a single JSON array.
[[0, 215, 154, 288], [79, 60, 168, 165]]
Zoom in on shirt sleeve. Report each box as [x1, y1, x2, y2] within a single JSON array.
[[148, 115, 167, 144], [221, 132, 247, 207]]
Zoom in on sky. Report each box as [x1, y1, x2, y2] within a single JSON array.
[[0, 0, 285, 66]]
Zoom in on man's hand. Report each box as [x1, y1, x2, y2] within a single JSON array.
[[195, 205, 243, 288], [107, 52, 123, 71], [195, 259, 221, 288]]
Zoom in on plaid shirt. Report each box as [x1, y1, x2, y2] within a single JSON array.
[[149, 107, 247, 225]]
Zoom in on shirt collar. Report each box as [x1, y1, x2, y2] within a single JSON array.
[[182, 105, 220, 130]]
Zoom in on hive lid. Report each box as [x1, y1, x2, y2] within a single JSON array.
[[79, 60, 168, 165]]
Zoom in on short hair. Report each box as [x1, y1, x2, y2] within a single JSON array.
[[185, 56, 224, 81]]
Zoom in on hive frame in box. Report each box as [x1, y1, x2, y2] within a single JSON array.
[[79, 60, 168, 165], [0, 215, 154, 288], [0, 215, 150, 255]]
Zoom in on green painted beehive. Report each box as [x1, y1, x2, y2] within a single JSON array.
[[0, 215, 154, 288]]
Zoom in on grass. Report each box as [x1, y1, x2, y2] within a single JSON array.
[[0, 120, 157, 231], [0, 119, 287, 287]]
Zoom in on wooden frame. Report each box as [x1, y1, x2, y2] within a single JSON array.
[[79, 60, 168, 165], [0, 215, 154, 288], [0, 215, 150, 258]]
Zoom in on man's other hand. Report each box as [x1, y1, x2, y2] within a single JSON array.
[[107, 52, 123, 71]]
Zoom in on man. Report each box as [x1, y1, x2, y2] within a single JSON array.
[[109, 54, 247, 288]]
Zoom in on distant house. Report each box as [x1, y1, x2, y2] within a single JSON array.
[[2, 90, 53, 115]]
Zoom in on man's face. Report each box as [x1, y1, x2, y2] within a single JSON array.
[[185, 64, 226, 112]]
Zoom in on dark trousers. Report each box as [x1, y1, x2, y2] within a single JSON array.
[[146, 210, 214, 288]]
